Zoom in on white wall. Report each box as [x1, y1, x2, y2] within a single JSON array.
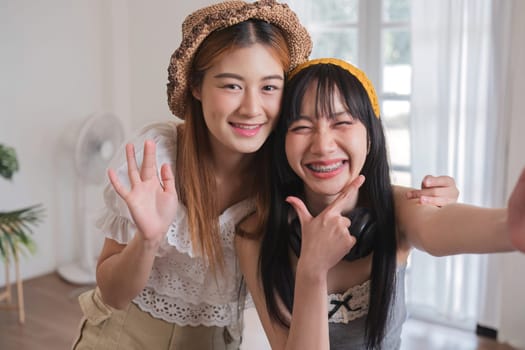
[[0, 0, 213, 284], [1, 0, 108, 281], [126, 0, 213, 129], [497, 1, 525, 347]]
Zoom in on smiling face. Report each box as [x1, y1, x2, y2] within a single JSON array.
[[192, 43, 284, 157], [285, 82, 368, 205]]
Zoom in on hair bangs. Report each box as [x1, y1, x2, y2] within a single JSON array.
[[286, 64, 373, 127]]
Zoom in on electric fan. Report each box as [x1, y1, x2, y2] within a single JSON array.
[[57, 113, 125, 285]]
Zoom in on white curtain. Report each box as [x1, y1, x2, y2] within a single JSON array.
[[408, 0, 513, 329]]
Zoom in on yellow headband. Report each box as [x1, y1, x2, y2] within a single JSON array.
[[288, 58, 380, 118]]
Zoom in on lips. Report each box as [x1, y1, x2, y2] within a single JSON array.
[[305, 159, 347, 178], [230, 122, 264, 137]]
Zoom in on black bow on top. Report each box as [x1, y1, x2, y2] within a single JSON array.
[[328, 293, 362, 319]]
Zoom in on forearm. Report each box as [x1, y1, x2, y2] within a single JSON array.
[[508, 168, 525, 252], [286, 262, 330, 350], [406, 204, 510, 256], [96, 233, 159, 309]]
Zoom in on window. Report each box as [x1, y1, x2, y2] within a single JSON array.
[[285, 0, 501, 331], [285, 0, 412, 186]]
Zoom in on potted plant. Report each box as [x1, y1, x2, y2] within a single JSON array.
[[0, 144, 44, 262]]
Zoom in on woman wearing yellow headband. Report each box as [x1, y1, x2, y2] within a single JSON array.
[[236, 58, 525, 350]]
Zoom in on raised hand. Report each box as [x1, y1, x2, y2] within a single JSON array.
[[286, 175, 365, 275], [406, 175, 459, 206], [108, 140, 178, 245], [508, 168, 525, 252]]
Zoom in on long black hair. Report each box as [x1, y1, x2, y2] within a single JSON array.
[[259, 63, 397, 349]]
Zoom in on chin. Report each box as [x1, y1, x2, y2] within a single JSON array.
[[238, 142, 265, 154], [309, 185, 345, 198]]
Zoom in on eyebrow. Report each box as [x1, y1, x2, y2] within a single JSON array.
[[213, 73, 284, 81], [296, 111, 349, 120], [294, 115, 314, 122], [330, 111, 350, 118]]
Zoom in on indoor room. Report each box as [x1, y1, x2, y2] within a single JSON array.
[[1, 0, 524, 349]]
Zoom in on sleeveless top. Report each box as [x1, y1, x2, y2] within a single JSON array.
[[327, 266, 407, 349], [95, 121, 256, 340]]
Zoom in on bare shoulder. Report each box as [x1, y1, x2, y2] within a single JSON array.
[[235, 213, 262, 257], [237, 211, 258, 235]]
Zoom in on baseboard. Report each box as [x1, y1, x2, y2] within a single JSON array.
[[476, 324, 498, 339]]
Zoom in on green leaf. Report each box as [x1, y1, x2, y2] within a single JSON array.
[[0, 204, 44, 261], [0, 238, 6, 262], [0, 144, 19, 180]]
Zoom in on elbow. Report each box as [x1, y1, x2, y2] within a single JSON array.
[[95, 269, 130, 310], [417, 244, 448, 257], [98, 289, 130, 311], [405, 219, 455, 257], [412, 234, 449, 257], [423, 247, 449, 257]]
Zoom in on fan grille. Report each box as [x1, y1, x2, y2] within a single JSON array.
[[75, 113, 125, 185]]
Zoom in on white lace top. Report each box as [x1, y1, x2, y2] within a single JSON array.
[[96, 121, 256, 339]]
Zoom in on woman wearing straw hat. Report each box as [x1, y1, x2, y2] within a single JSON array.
[[72, 2, 312, 349], [72, 2, 458, 349]]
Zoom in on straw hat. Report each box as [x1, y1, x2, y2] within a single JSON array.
[[167, 0, 312, 118]]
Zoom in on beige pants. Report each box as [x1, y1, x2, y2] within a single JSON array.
[[72, 288, 240, 350]]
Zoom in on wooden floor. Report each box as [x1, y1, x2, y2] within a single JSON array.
[[0, 272, 92, 350], [0, 273, 520, 350]]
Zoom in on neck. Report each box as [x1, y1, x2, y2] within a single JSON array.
[[208, 136, 257, 212], [211, 146, 255, 181], [207, 129, 256, 179]]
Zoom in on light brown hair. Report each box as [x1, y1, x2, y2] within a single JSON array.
[[176, 20, 290, 274]]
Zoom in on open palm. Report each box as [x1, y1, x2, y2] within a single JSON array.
[[108, 140, 178, 244]]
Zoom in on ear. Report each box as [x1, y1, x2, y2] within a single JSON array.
[[191, 85, 202, 101]]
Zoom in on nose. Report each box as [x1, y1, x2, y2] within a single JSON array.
[[310, 128, 336, 155], [238, 88, 263, 118]]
